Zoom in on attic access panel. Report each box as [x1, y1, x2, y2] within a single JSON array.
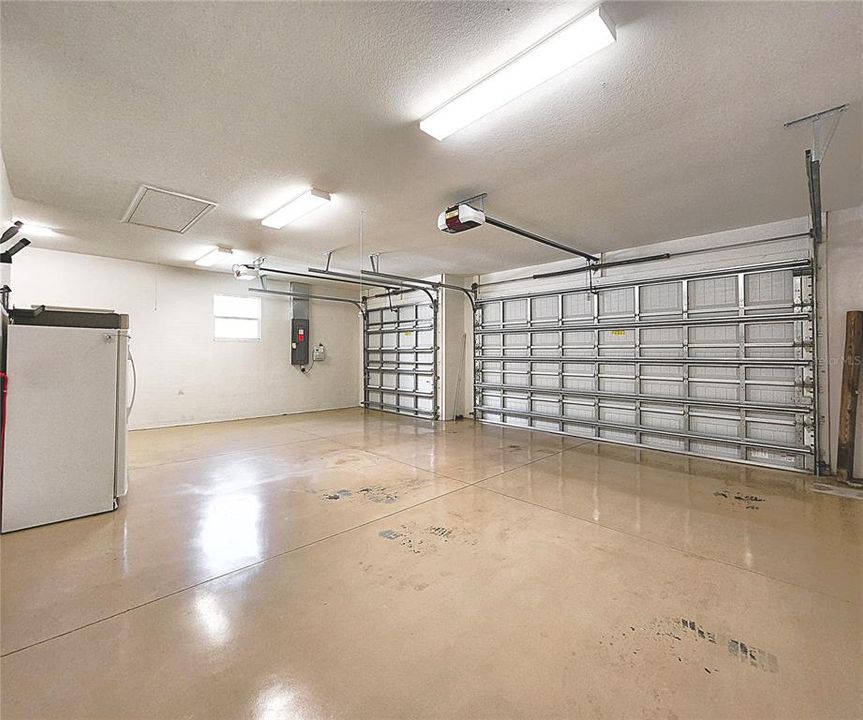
[[123, 185, 217, 233]]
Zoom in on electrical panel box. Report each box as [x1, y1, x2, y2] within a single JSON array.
[[291, 318, 309, 365], [313, 343, 326, 361]]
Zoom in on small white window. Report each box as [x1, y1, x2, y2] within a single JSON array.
[[213, 294, 261, 341]]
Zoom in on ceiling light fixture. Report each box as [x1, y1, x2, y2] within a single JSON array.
[[16, 223, 56, 238], [261, 188, 331, 229], [419, 5, 616, 140], [195, 246, 234, 267]]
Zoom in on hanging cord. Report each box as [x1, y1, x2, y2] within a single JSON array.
[[454, 332, 467, 419], [300, 353, 316, 375], [359, 210, 366, 294], [152, 237, 160, 311]]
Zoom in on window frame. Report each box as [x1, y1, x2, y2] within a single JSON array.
[[212, 294, 262, 342]]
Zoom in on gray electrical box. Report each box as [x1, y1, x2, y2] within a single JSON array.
[[290, 282, 310, 366]]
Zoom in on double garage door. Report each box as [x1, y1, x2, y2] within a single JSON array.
[[474, 260, 816, 472]]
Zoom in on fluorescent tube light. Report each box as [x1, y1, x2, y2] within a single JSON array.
[[195, 246, 234, 267], [419, 5, 616, 140], [17, 223, 56, 238], [261, 188, 331, 228]]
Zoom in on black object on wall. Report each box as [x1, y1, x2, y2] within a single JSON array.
[[291, 318, 309, 366]]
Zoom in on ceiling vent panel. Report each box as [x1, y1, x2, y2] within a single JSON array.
[[122, 185, 217, 233]]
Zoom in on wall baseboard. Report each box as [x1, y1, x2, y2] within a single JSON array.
[[130, 403, 364, 431]]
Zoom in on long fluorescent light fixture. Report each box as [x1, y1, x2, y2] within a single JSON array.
[[18, 223, 56, 238], [419, 5, 616, 140], [261, 188, 331, 229], [195, 246, 234, 267]]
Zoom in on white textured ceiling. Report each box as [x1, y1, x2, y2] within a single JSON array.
[[2, 1, 861, 276]]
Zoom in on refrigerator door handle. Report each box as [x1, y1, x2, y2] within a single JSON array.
[[127, 348, 137, 421]]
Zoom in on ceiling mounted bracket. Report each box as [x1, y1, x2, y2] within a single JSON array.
[[322, 250, 335, 272], [784, 103, 848, 244], [784, 103, 848, 163], [458, 193, 487, 212], [587, 259, 600, 295], [369, 253, 380, 273]]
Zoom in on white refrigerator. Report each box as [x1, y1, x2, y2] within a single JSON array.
[[1, 308, 132, 532]]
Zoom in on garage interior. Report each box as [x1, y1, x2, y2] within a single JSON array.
[[0, 1, 861, 718]]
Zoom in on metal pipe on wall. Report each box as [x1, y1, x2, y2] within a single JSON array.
[[345, 268, 477, 309], [307, 267, 423, 289], [532, 253, 671, 280], [363, 286, 424, 301], [476, 258, 812, 300], [810, 220, 824, 474], [248, 287, 366, 314], [475, 232, 813, 290], [306, 268, 438, 305], [244, 264, 402, 292]]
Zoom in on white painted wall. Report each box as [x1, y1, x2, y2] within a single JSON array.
[[12, 248, 361, 429], [824, 205, 863, 473], [0, 150, 12, 224]]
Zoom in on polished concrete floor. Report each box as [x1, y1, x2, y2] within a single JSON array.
[[1, 408, 861, 719]]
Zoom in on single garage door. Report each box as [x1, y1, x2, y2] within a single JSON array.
[[364, 289, 439, 419], [474, 259, 816, 472]]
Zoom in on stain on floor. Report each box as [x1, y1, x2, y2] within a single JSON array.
[[599, 617, 779, 675], [713, 490, 766, 510], [428, 526, 453, 540], [322, 486, 401, 503], [358, 485, 399, 504], [376, 521, 477, 555]]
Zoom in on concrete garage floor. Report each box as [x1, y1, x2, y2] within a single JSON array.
[[1, 409, 861, 719]]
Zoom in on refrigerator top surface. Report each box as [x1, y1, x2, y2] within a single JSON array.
[[9, 306, 128, 329]]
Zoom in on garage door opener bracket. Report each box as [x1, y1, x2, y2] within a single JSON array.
[[785, 103, 848, 243]]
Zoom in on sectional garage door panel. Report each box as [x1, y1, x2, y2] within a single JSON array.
[[364, 296, 438, 419], [474, 260, 816, 471]]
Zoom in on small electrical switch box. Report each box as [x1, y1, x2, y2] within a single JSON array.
[[291, 318, 309, 365]]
